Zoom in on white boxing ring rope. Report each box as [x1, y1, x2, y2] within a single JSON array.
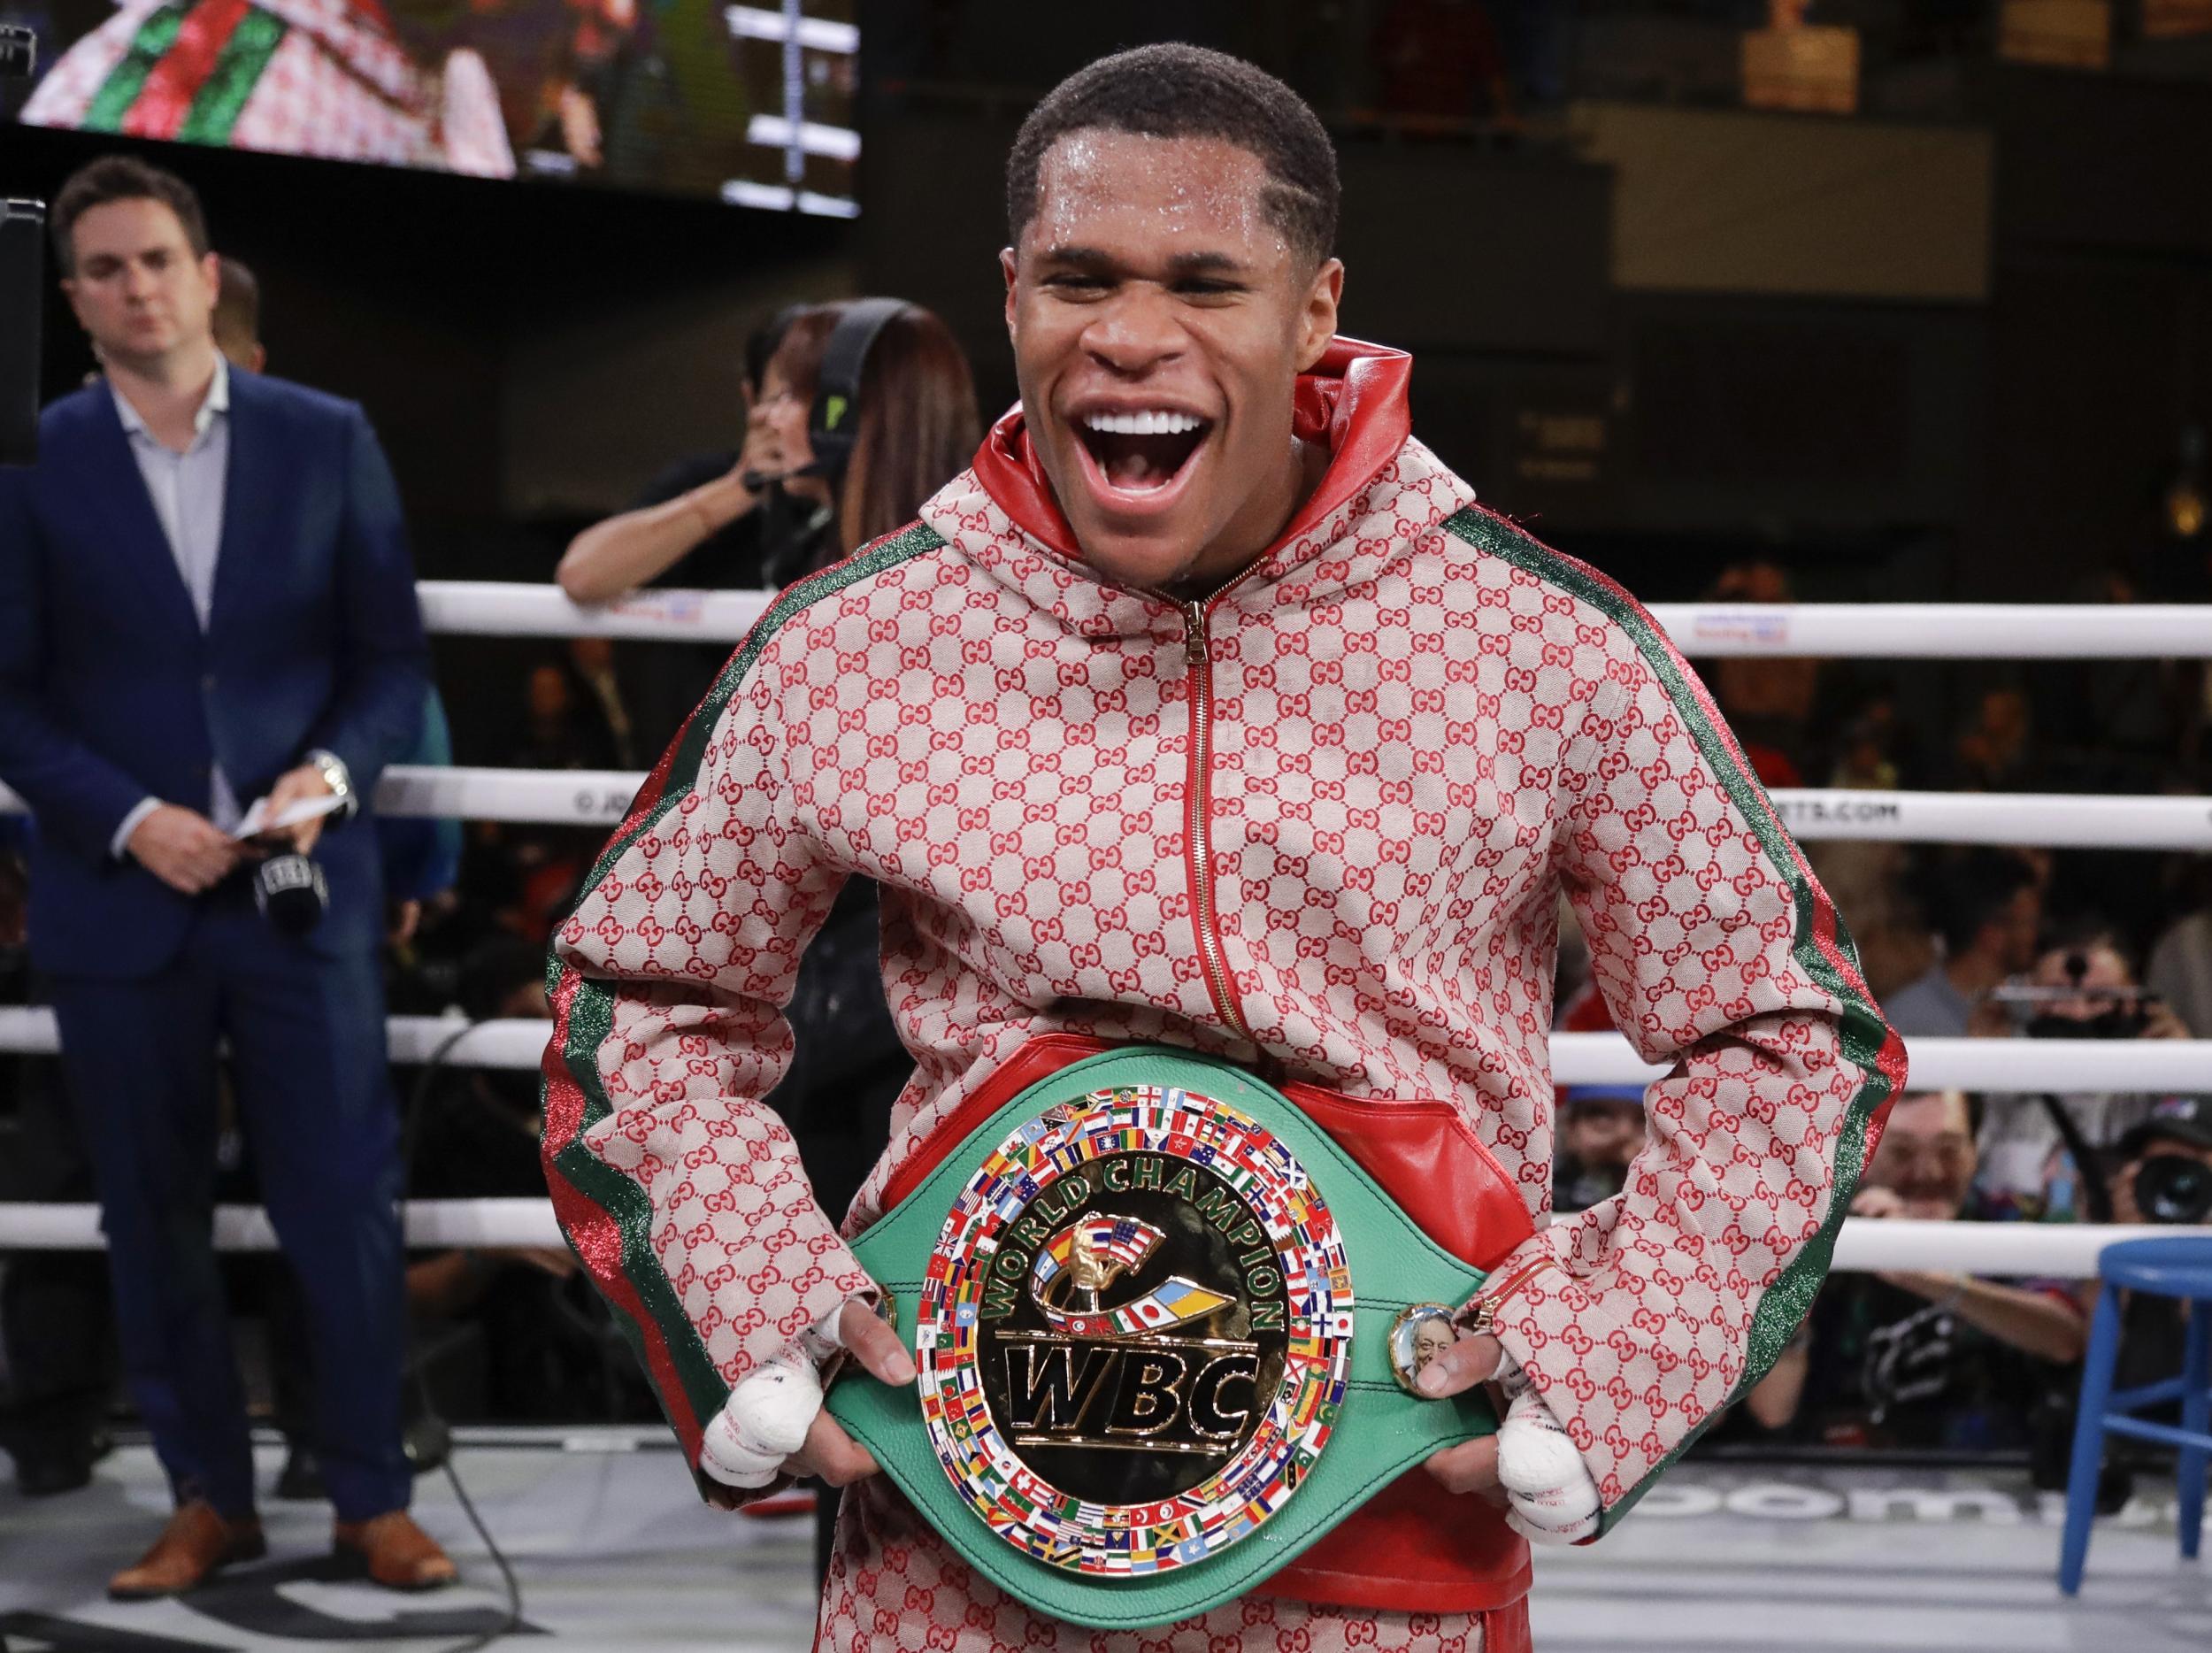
[[0, 1003, 2204, 1270], [11, 768, 2209, 850], [1, 1007, 2205, 1093], [341, 772, 2212, 853], [0, 1203, 2190, 1277], [417, 581, 2212, 659], [2, 588, 2209, 1274]]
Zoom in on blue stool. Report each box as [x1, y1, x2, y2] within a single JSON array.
[[2058, 1235, 2212, 1593]]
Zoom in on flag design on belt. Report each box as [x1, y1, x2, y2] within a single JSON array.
[[911, 1081, 1354, 1577], [1027, 1212, 1233, 1336]]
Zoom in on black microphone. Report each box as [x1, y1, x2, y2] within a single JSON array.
[[252, 853, 327, 937]]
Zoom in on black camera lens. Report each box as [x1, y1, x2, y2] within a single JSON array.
[[2133, 1154, 2212, 1226]]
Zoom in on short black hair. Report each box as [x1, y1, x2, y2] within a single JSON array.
[[745, 305, 802, 397], [1934, 849, 2036, 957], [51, 156, 210, 278], [458, 934, 549, 1024], [1005, 44, 1340, 268]]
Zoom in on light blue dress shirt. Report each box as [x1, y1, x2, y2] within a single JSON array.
[[109, 358, 242, 855]]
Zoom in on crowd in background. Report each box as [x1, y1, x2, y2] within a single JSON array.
[[13, 446, 2212, 1500], [4, 169, 2212, 1537], [1549, 557, 2212, 1499]]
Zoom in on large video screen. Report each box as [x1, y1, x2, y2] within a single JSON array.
[[0, 0, 858, 213]]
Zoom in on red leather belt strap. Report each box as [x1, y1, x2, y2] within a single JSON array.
[[872, 1034, 1537, 1615]]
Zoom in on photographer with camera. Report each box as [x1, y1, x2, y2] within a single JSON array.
[[556, 310, 796, 608], [2051, 1096, 2212, 1506], [556, 301, 978, 753], [0, 158, 449, 1595], [2108, 1097, 2212, 1229], [1977, 926, 2193, 1217], [558, 300, 979, 604]]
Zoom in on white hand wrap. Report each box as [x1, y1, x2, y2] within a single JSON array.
[[1493, 1358, 1601, 1545], [697, 1301, 851, 1490]]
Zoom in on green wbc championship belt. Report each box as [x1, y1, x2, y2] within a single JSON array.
[[826, 1044, 1499, 1630]]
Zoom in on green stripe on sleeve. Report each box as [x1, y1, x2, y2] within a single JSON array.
[[176, 7, 287, 145], [548, 523, 946, 1416], [1440, 507, 1898, 1530], [81, 3, 189, 132]]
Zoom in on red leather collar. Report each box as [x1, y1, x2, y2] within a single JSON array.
[[968, 335, 1414, 567]]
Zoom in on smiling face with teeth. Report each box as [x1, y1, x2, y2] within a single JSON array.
[[1003, 131, 1344, 595]]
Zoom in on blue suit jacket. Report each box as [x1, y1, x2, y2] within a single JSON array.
[[0, 370, 429, 977]]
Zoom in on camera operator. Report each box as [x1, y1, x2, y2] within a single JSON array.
[[558, 298, 979, 606], [555, 303, 975, 750], [1977, 926, 2191, 1216], [552, 311, 797, 743], [0, 158, 448, 1594], [2055, 1096, 2212, 1504], [2107, 1096, 2212, 1229]]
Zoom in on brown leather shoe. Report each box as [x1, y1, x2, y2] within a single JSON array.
[[109, 1502, 266, 1600], [333, 1511, 457, 1591]]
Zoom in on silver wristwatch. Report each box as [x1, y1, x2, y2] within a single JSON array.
[[306, 749, 357, 822]]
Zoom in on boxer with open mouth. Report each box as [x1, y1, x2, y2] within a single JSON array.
[[544, 42, 1904, 1653]]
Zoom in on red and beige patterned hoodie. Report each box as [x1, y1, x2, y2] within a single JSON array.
[[542, 337, 1905, 1561]]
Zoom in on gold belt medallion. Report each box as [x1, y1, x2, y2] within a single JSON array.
[[915, 1082, 1355, 1576]]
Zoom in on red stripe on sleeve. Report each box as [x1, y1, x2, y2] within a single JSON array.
[[122, 0, 250, 139], [541, 965, 707, 1453]]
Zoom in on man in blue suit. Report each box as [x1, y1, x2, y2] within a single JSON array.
[[0, 157, 455, 1596]]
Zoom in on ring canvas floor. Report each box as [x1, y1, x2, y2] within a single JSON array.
[[3, 1434, 2205, 1651]]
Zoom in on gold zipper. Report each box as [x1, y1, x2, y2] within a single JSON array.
[[1466, 1256, 1560, 1334], [1180, 597, 1252, 1042]]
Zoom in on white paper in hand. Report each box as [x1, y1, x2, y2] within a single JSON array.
[[233, 792, 345, 840]]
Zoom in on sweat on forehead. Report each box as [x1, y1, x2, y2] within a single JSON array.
[[1003, 43, 1340, 267], [1025, 133, 1289, 261], [1016, 126, 1328, 270]]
